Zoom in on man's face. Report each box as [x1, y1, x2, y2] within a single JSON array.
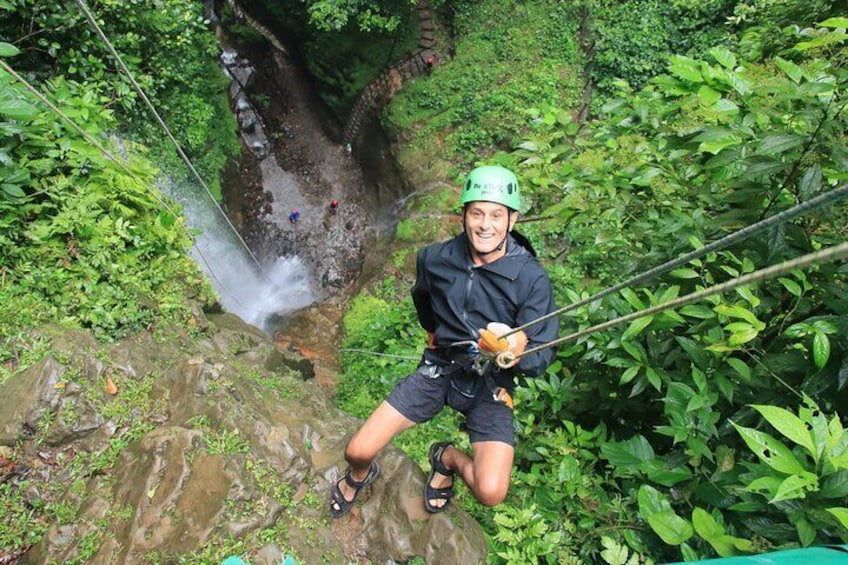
[[463, 201, 516, 262]]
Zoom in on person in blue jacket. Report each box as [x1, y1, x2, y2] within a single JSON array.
[[330, 165, 558, 517]]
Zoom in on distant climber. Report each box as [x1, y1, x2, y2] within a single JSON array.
[[288, 208, 300, 223], [344, 142, 352, 155], [424, 56, 434, 74], [329, 199, 339, 215]]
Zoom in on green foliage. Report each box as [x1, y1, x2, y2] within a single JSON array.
[[384, 0, 583, 166], [513, 19, 848, 563], [337, 291, 422, 417], [590, 0, 736, 94], [491, 504, 566, 563], [728, 0, 838, 61], [0, 480, 49, 556], [0, 57, 215, 340], [0, 0, 239, 198], [395, 217, 441, 242], [233, 0, 420, 115], [204, 428, 251, 455], [346, 9, 848, 564], [303, 0, 418, 32]]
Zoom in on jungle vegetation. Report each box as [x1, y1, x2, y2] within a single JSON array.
[[332, 1, 848, 563], [1, 0, 847, 563]]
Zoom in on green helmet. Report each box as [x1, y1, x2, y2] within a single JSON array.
[[460, 165, 521, 211]]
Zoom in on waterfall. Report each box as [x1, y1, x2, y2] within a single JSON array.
[[160, 177, 315, 333]]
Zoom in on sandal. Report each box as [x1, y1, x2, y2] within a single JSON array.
[[330, 461, 381, 518], [424, 441, 455, 513]]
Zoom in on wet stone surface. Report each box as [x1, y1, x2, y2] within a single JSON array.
[[221, 44, 372, 302]]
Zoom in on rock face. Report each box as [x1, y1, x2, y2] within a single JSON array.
[[0, 314, 487, 564]]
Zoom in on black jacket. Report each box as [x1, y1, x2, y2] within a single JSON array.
[[411, 231, 558, 387]]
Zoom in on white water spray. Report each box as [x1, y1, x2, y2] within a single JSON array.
[[160, 177, 315, 332]]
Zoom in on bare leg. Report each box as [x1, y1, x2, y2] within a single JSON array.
[[331, 401, 416, 513], [428, 441, 514, 508]]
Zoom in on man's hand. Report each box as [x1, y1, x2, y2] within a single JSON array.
[[426, 331, 436, 349], [478, 322, 528, 366]]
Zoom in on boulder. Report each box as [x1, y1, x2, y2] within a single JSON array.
[[2, 314, 487, 564]]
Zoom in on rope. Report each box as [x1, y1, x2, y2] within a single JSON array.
[[339, 348, 420, 361], [337, 243, 848, 368], [74, 0, 267, 276], [509, 240, 848, 363], [502, 181, 848, 340]]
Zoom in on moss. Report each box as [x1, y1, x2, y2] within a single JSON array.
[[395, 217, 442, 242], [384, 0, 584, 168]]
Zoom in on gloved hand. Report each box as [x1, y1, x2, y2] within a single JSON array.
[[478, 322, 528, 362]]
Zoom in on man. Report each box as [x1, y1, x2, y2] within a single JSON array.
[[330, 165, 558, 517]]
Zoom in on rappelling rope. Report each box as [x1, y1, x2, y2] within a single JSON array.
[[340, 193, 848, 366], [75, 0, 267, 275], [338, 348, 420, 361], [496, 240, 848, 368], [501, 181, 848, 340]]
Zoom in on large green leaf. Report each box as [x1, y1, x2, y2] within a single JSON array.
[[709, 46, 737, 70], [812, 332, 830, 369], [2, 183, 25, 198], [757, 134, 805, 156], [693, 127, 741, 155], [772, 472, 818, 502], [725, 357, 752, 383], [692, 507, 752, 557], [668, 55, 703, 82], [751, 405, 817, 459], [638, 485, 693, 545], [726, 322, 760, 346], [714, 304, 765, 330], [601, 435, 654, 466], [621, 315, 654, 340], [680, 304, 715, 319], [774, 57, 804, 83], [0, 99, 38, 120], [731, 422, 806, 474], [821, 17, 848, 27], [826, 507, 848, 530], [0, 41, 19, 57]]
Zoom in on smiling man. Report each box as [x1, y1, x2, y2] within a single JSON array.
[[330, 165, 559, 517]]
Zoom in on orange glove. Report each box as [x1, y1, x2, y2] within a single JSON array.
[[478, 323, 527, 367]]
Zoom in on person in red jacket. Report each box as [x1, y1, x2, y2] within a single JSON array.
[[329, 165, 558, 517]]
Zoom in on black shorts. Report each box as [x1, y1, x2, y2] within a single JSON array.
[[386, 359, 515, 446]]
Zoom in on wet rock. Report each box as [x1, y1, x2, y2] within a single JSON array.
[[3, 318, 487, 563]]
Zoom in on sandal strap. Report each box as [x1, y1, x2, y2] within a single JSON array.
[[427, 486, 453, 499], [430, 442, 454, 476], [343, 461, 379, 489]]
